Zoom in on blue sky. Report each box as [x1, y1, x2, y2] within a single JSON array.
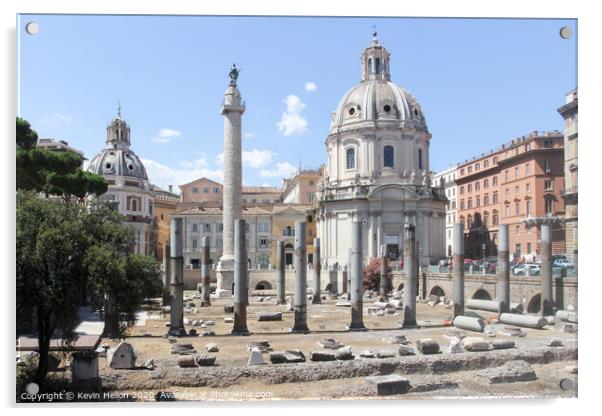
[[17, 15, 577, 191]]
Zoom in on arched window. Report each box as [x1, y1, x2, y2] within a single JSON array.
[[383, 145, 394, 168], [346, 148, 356, 169], [132, 199, 138, 212], [367, 58, 372, 74], [375, 58, 381, 74], [483, 211, 489, 226], [492, 210, 499, 225], [467, 214, 473, 228], [192, 223, 198, 232], [418, 148, 423, 170]]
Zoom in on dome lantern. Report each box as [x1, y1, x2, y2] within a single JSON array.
[[360, 32, 391, 82]]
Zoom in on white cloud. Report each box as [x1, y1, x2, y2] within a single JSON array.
[[41, 112, 72, 125], [276, 95, 308, 137], [260, 162, 297, 178], [141, 158, 223, 190], [215, 149, 274, 169], [243, 149, 273, 168], [159, 128, 181, 138], [304, 81, 317, 92], [244, 132, 255, 139], [153, 128, 182, 144]]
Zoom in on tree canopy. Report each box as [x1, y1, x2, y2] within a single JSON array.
[[16, 117, 108, 199]]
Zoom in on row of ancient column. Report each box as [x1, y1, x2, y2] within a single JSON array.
[[451, 222, 555, 319]]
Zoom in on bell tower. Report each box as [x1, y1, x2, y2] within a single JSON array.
[[106, 102, 131, 150]]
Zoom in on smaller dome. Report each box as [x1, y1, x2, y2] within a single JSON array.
[[88, 148, 148, 180]]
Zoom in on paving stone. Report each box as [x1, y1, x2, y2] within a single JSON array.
[[317, 338, 344, 349], [416, 339, 440, 355], [177, 356, 196, 368], [205, 343, 219, 352], [195, 355, 216, 366], [477, 360, 537, 384], [398, 344, 416, 356], [365, 375, 410, 396], [310, 351, 337, 361], [283, 349, 306, 363], [256, 311, 283, 321], [248, 348, 265, 365], [492, 339, 516, 350], [462, 336, 490, 352], [336, 347, 354, 360], [359, 350, 375, 358]]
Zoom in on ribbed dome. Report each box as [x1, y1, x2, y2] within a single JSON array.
[[88, 148, 148, 180], [330, 80, 427, 130]]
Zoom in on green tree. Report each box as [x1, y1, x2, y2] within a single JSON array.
[[16, 192, 89, 385], [16, 117, 108, 199]]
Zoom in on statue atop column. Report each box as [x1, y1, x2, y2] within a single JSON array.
[[229, 63, 239, 86]]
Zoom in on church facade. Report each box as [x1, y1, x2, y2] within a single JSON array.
[[316, 34, 447, 268], [88, 110, 155, 255]]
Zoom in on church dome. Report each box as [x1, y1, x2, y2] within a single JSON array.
[[331, 81, 427, 130], [329, 33, 428, 132], [88, 147, 148, 180]]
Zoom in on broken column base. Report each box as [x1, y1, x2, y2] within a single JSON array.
[[167, 327, 188, 337]]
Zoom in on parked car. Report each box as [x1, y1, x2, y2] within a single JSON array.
[[512, 263, 541, 276], [553, 258, 574, 268]]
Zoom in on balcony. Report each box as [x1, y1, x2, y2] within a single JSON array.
[[561, 187, 578, 197]]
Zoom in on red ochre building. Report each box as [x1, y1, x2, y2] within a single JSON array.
[[455, 130, 566, 261]]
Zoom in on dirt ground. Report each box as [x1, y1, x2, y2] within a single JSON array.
[[94, 290, 578, 401]]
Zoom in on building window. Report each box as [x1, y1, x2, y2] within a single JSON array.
[[544, 160, 551, 173], [527, 242, 532, 254], [493, 176, 498, 186], [526, 200, 531, 216], [544, 139, 551, 149], [460, 186, 464, 195], [505, 205, 510, 217], [475, 181, 480, 191], [493, 192, 499, 204], [259, 239, 268, 248], [505, 188, 510, 198], [203, 187, 209, 193], [192, 239, 198, 249], [258, 222, 269, 233], [493, 157, 498, 164], [192, 187, 198, 193], [283, 226, 294, 237], [545, 196, 554, 214], [383, 145, 394, 168], [515, 167, 519, 179], [515, 202, 520, 215], [492, 210, 499, 225], [484, 160, 489, 168], [346, 148, 356, 170], [192, 223, 198, 232], [544, 179, 553, 190], [216, 238, 223, 248], [218, 223, 223, 232], [204, 223, 211, 232], [213, 187, 219, 193], [418, 149, 423, 170], [468, 166, 472, 174], [467, 199, 472, 209], [309, 180, 315, 186], [484, 194, 489, 206], [160, 214, 164, 220], [484, 178, 489, 189], [467, 214, 473, 228], [476, 163, 480, 171], [461, 168, 465, 176], [460, 200, 465, 210], [515, 224, 520, 235], [258, 254, 269, 269], [476, 196, 480, 207], [504, 170, 509, 181], [467, 184, 472, 193], [460, 216, 465, 227], [526, 183, 531, 193], [483, 211, 489, 226], [307, 215, 313, 223], [515, 185, 519, 195], [525, 163, 530, 176], [452, 201, 456, 210]]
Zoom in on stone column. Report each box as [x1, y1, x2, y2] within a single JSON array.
[[540, 223, 554, 316], [291, 221, 309, 333], [368, 214, 375, 259], [346, 247, 352, 296], [162, 243, 171, 305], [497, 224, 510, 314], [379, 245, 388, 300], [312, 237, 322, 304], [329, 265, 338, 296], [452, 223, 465, 319], [276, 240, 286, 304], [168, 218, 186, 336], [231, 219, 249, 335], [201, 236, 211, 306], [402, 224, 418, 328], [216, 73, 245, 297], [349, 219, 367, 330]]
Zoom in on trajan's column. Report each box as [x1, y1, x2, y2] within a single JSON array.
[[216, 64, 245, 297]]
